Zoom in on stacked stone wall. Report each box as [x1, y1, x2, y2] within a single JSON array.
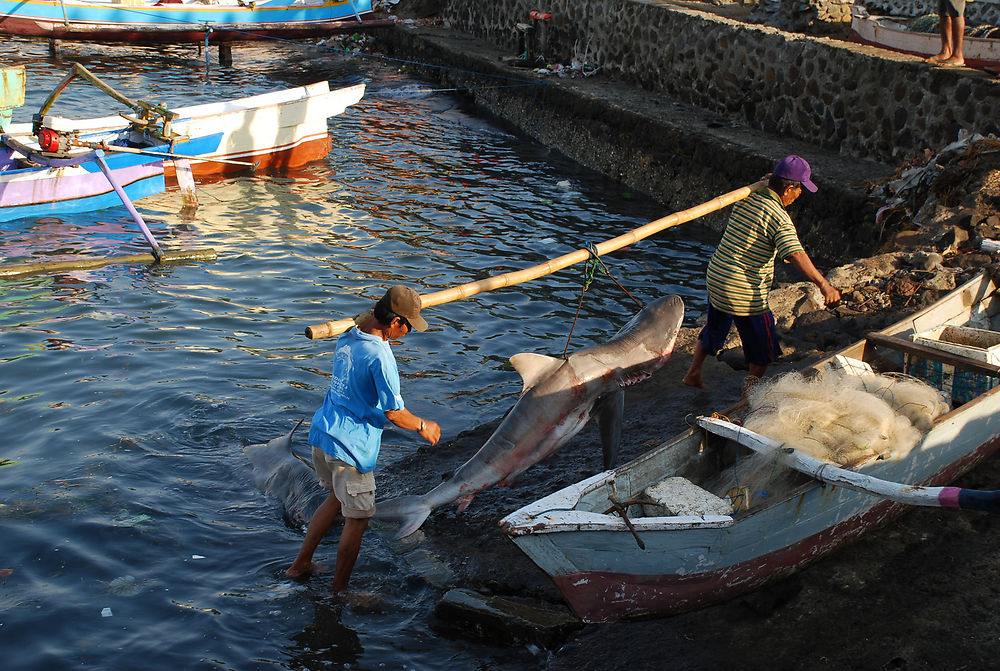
[[441, 0, 1000, 164]]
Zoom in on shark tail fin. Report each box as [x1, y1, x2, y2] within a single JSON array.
[[373, 494, 432, 539]]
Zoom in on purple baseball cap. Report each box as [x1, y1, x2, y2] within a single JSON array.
[[773, 155, 817, 192]]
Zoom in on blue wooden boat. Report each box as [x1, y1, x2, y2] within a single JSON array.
[[0, 131, 222, 222], [501, 272, 1000, 622], [0, 0, 386, 43]]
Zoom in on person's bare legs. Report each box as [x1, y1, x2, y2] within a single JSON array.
[[682, 340, 709, 389], [286, 491, 341, 577], [331, 516, 370, 592]]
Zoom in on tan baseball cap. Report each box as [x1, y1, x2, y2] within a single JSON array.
[[371, 285, 428, 332]]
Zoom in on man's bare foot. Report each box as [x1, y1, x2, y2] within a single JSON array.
[[682, 374, 708, 390], [285, 562, 330, 578], [927, 53, 949, 63], [332, 589, 381, 611]]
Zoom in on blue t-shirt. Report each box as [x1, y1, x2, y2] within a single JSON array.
[[308, 327, 404, 473]]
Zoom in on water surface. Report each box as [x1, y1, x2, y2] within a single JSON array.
[[0, 37, 714, 669]]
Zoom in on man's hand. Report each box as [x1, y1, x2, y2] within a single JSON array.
[[820, 281, 841, 308], [418, 419, 441, 446]]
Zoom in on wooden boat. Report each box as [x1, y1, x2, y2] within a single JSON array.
[[849, 5, 1000, 70], [0, 63, 365, 221], [501, 271, 1000, 622], [4, 65, 366, 182], [0, 0, 392, 43]]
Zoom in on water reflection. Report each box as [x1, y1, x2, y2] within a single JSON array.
[[286, 602, 364, 668]]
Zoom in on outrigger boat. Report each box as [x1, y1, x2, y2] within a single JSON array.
[[1, 63, 365, 225], [0, 0, 390, 44], [501, 271, 1000, 622]]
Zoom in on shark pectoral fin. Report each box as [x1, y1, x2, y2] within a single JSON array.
[[594, 390, 624, 470], [510, 352, 564, 393]]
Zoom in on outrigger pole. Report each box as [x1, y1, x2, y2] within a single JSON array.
[[304, 180, 766, 339], [697, 416, 1000, 512]]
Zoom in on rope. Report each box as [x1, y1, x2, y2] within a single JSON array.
[[561, 243, 643, 358]]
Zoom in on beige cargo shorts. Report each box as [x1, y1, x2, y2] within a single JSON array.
[[311, 446, 376, 519]]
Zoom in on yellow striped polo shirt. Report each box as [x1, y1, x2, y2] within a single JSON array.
[[706, 188, 805, 316]]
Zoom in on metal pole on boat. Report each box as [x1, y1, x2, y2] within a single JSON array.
[[91, 149, 164, 262]]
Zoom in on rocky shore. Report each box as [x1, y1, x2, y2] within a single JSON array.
[[325, 5, 1000, 668]]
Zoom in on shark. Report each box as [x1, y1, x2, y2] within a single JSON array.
[[243, 419, 327, 529], [375, 294, 685, 538]]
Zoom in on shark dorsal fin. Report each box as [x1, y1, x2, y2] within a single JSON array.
[[510, 352, 563, 393]]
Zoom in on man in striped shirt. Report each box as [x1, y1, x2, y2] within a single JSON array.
[[682, 155, 841, 393]]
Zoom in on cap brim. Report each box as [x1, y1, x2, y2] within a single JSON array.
[[802, 178, 818, 193], [409, 313, 428, 332]]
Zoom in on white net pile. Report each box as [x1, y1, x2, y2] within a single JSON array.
[[743, 368, 950, 467]]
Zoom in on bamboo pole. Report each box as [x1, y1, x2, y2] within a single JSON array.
[[0, 248, 218, 280], [304, 180, 765, 340]]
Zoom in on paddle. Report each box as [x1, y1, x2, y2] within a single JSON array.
[[696, 416, 1000, 512]]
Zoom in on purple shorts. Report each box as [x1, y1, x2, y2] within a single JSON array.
[[698, 303, 782, 367]]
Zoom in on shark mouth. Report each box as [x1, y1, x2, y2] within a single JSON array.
[[619, 371, 652, 388]]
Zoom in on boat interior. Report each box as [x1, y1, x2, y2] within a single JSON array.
[[566, 273, 1000, 525]]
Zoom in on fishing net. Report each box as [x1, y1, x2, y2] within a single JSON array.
[[744, 368, 949, 465], [703, 367, 950, 509]]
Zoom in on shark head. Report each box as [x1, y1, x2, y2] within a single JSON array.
[[610, 294, 684, 369]]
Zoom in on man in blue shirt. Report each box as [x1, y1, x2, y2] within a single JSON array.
[[287, 286, 441, 593]]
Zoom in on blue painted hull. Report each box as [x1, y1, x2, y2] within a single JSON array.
[[0, 0, 378, 42]]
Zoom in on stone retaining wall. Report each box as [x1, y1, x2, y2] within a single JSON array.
[[439, 0, 1000, 163]]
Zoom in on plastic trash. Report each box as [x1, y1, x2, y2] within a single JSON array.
[[191, 555, 205, 560], [981, 239, 1000, 253], [101, 607, 113, 617]]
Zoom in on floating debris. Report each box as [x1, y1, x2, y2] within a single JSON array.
[[104, 575, 142, 597], [0, 459, 19, 467], [111, 511, 151, 528], [171, 600, 221, 615], [101, 607, 113, 617]]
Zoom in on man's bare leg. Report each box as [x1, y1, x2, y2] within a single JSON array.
[[332, 517, 370, 592], [930, 15, 955, 61], [286, 491, 341, 578], [943, 15, 965, 65], [682, 340, 709, 389], [742, 363, 767, 399]]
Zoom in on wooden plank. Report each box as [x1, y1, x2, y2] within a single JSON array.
[[865, 331, 1000, 377]]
